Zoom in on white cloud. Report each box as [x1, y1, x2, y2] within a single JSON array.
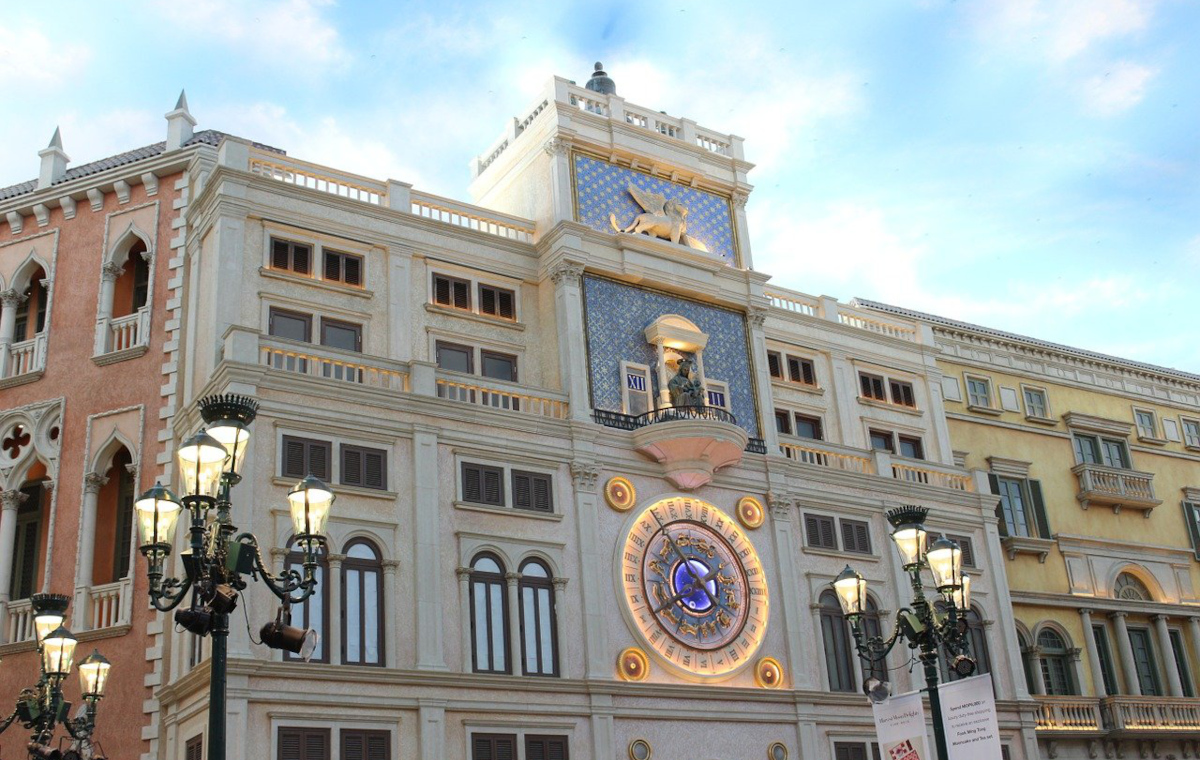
[[0, 24, 90, 88], [971, 0, 1152, 62], [1081, 61, 1157, 115]]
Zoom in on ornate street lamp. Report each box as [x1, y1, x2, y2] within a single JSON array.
[[134, 394, 333, 760], [833, 505, 975, 760], [0, 594, 111, 759]]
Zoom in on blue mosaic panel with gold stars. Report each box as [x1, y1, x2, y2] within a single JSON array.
[[573, 153, 737, 266], [583, 276, 759, 437]]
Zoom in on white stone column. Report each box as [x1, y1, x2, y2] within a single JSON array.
[[412, 426, 446, 669], [767, 493, 812, 688], [654, 339, 669, 406], [73, 472, 108, 628], [94, 261, 123, 355], [1068, 647, 1088, 697], [828, 350, 865, 448], [327, 554, 344, 666], [570, 461, 610, 679], [0, 288, 22, 377], [1079, 609, 1107, 697], [549, 262, 591, 422], [506, 572, 522, 676], [0, 489, 29, 640], [747, 308, 779, 452], [1026, 645, 1047, 695], [1153, 614, 1184, 696], [1189, 618, 1200, 691], [418, 700, 447, 760], [456, 567, 472, 672], [382, 559, 399, 668], [1110, 612, 1142, 695]]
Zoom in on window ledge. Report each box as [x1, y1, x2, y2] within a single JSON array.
[[1025, 415, 1057, 426], [801, 545, 880, 563], [260, 266, 373, 299], [770, 379, 825, 395], [270, 476, 397, 501], [92, 344, 149, 366], [454, 500, 563, 522], [967, 404, 1003, 416], [1001, 535, 1055, 563], [1136, 434, 1168, 446], [0, 370, 43, 390], [1186, 444, 1200, 453], [424, 302, 525, 331], [857, 396, 923, 416]]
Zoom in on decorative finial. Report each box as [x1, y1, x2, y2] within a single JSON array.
[[585, 61, 616, 96], [175, 89, 189, 111], [595, 61, 604, 71], [48, 126, 63, 150]]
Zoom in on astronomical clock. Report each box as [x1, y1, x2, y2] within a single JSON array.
[[619, 496, 769, 678]]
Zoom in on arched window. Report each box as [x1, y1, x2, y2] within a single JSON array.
[[286, 539, 328, 663], [962, 607, 992, 679], [9, 480, 45, 600], [819, 590, 856, 692], [342, 539, 383, 666], [111, 240, 150, 319], [470, 553, 510, 674], [518, 558, 558, 677], [1018, 629, 1037, 694], [1114, 573, 1152, 601], [12, 269, 47, 343], [92, 447, 136, 585], [859, 596, 886, 684], [1038, 629, 1075, 695]]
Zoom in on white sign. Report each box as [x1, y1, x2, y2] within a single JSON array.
[[872, 690, 931, 760], [939, 673, 1003, 760]]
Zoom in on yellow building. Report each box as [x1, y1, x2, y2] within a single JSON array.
[[861, 300, 1200, 760]]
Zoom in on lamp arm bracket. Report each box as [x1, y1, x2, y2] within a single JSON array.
[[64, 712, 94, 741], [854, 622, 905, 663], [235, 533, 318, 604], [0, 707, 17, 735], [150, 575, 193, 611]]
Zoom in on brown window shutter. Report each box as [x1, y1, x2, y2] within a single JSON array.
[[324, 251, 340, 281], [820, 516, 836, 549], [802, 360, 815, 385], [343, 733, 364, 760], [434, 276, 451, 305], [283, 438, 306, 478], [482, 467, 503, 505], [186, 736, 203, 760], [309, 441, 331, 481], [841, 521, 856, 552], [512, 472, 531, 510], [344, 255, 362, 286], [272, 239, 290, 270], [804, 515, 820, 546], [480, 286, 497, 315], [787, 357, 802, 383], [364, 450, 386, 489], [498, 289, 515, 319], [452, 279, 470, 310], [462, 464, 483, 503], [532, 475, 552, 512], [293, 244, 311, 275], [342, 446, 363, 486], [860, 374, 872, 397], [304, 729, 329, 760], [279, 729, 302, 760], [767, 352, 782, 378]]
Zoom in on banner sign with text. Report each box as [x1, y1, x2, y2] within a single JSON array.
[[872, 690, 931, 760], [938, 673, 1003, 759]]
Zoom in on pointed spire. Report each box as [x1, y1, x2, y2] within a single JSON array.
[[165, 88, 197, 151], [38, 126, 70, 190]]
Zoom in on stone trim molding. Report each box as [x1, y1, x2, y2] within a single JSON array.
[[1062, 412, 1134, 438]]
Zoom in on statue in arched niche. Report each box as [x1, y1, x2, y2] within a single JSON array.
[[668, 358, 706, 409]]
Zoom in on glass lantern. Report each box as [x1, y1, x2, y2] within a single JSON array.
[[78, 650, 112, 700], [135, 483, 183, 551], [176, 430, 229, 499], [833, 565, 867, 618], [927, 536, 963, 592], [287, 476, 335, 547], [41, 626, 78, 678]]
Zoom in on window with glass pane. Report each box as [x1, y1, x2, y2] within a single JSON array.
[[774, 410, 792, 435], [1072, 435, 1101, 465], [435, 341, 472, 374], [1127, 628, 1162, 696], [869, 430, 893, 453], [320, 318, 362, 353], [1183, 419, 1200, 448], [1169, 629, 1194, 697], [996, 477, 1031, 537], [286, 540, 327, 662], [480, 350, 517, 382], [470, 554, 510, 674], [967, 377, 991, 407], [819, 590, 855, 692], [269, 307, 311, 343], [898, 436, 924, 460], [1100, 438, 1129, 468], [794, 414, 823, 441], [519, 559, 558, 676], [342, 540, 383, 666], [1092, 625, 1119, 695], [1134, 410, 1157, 438], [1037, 629, 1074, 695], [859, 373, 886, 401], [11, 484, 42, 600], [1023, 388, 1047, 418]]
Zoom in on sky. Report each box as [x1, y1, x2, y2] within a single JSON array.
[[2, 0, 1197, 371]]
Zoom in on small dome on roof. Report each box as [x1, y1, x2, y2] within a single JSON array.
[[585, 62, 616, 96]]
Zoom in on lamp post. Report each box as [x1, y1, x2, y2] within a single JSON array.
[[0, 593, 112, 759], [833, 505, 975, 760], [134, 394, 333, 760]]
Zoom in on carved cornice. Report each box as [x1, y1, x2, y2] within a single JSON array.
[[1062, 412, 1134, 438], [0, 489, 30, 510], [455, 566, 472, 580], [767, 491, 793, 520], [552, 577, 568, 590], [731, 190, 749, 210], [100, 261, 125, 282], [543, 137, 571, 158], [0, 288, 25, 308], [550, 261, 586, 287], [83, 472, 109, 494], [570, 460, 601, 492], [747, 307, 768, 328]]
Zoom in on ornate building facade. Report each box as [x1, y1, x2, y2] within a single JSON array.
[[5, 65, 1192, 760]]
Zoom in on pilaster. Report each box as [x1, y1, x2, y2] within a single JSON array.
[[570, 459, 609, 678], [412, 426, 447, 670]]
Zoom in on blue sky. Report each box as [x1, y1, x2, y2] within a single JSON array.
[[3, 0, 1197, 370]]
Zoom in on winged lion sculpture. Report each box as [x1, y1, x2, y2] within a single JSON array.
[[609, 183, 709, 252]]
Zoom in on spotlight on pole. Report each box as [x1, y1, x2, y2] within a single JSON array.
[[260, 607, 318, 660]]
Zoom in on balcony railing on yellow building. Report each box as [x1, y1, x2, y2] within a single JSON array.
[[1035, 697, 1104, 732], [1035, 696, 1200, 735], [1072, 462, 1161, 514], [891, 459, 973, 491]]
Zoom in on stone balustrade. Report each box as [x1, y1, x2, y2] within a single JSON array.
[[778, 438, 874, 474], [764, 286, 922, 344], [3, 598, 34, 644], [436, 373, 569, 420], [249, 150, 386, 205], [1035, 697, 1104, 732], [410, 191, 535, 243], [1072, 463, 1161, 514], [260, 338, 410, 392], [88, 578, 132, 630], [4, 333, 45, 379], [1105, 696, 1200, 732]]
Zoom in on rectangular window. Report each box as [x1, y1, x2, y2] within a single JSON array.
[[341, 445, 387, 490], [1093, 624, 1120, 696], [480, 350, 517, 382], [804, 513, 837, 550], [1023, 387, 1048, 418], [859, 373, 886, 401], [833, 743, 870, 760], [774, 410, 792, 436], [1127, 627, 1162, 696], [323, 249, 363, 286], [478, 284, 516, 320], [341, 730, 390, 760], [471, 735, 517, 760], [1134, 409, 1158, 439], [1184, 501, 1200, 561], [1100, 438, 1130, 469], [793, 414, 823, 441], [1072, 434, 1129, 468], [840, 519, 871, 554], [869, 430, 894, 453], [767, 351, 783, 379], [898, 435, 924, 460], [186, 736, 203, 760], [281, 436, 331, 481], [278, 727, 330, 760], [270, 238, 312, 276], [511, 470, 553, 513], [889, 380, 916, 407], [432, 274, 471, 310], [1183, 418, 1200, 448], [1073, 434, 1101, 465], [462, 463, 504, 507], [966, 376, 992, 407], [945, 534, 976, 568], [621, 362, 651, 416], [706, 380, 729, 410], [320, 318, 362, 353], [1170, 629, 1194, 698], [990, 476, 1049, 539], [788, 356, 816, 385], [268, 307, 312, 343], [525, 735, 569, 760], [435, 341, 473, 374]]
